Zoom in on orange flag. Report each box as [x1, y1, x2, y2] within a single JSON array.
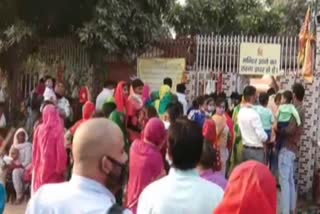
[[298, 7, 315, 82]]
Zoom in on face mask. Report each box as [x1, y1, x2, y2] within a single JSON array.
[[207, 106, 215, 112], [104, 156, 127, 194]]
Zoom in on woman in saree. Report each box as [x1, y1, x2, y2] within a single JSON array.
[[215, 161, 277, 214], [211, 97, 230, 176], [227, 97, 245, 177], [153, 85, 174, 117], [32, 105, 67, 194], [65, 101, 95, 147], [126, 118, 166, 213], [114, 81, 129, 114], [127, 79, 144, 142]]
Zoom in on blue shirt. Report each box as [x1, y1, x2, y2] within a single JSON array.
[[254, 105, 274, 130], [26, 175, 132, 214], [188, 110, 207, 127], [137, 168, 224, 214]]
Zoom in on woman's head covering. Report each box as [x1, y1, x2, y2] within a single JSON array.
[[82, 101, 95, 120], [143, 118, 166, 147], [42, 105, 63, 128], [159, 85, 171, 99], [109, 111, 126, 138], [142, 85, 151, 105], [155, 85, 172, 115], [69, 101, 95, 135], [79, 86, 91, 104], [114, 81, 128, 113], [215, 161, 277, 214], [32, 104, 67, 192], [13, 128, 29, 145]]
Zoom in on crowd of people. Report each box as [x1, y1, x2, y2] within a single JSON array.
[[0, 75, 306, 214]]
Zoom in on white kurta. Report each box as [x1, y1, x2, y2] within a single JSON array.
[[137, 168, 224, 214], [95, 88, 114, 111], [26, 175, 132, 214]]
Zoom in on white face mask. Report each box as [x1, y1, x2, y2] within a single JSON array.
[[207, 106, 215, 112]]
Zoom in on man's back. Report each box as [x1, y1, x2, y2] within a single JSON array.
[[137, 168, 224, 214], [238, 106, 267, 147], [96, 89, 113, 110], [26, 176, 128, 214]]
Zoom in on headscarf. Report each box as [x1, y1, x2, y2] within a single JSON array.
[[79, 86, 91, 104], [12, 128, 32, 168], [114, 81, 128, 113], [13, 128, 29, 146], [69, 101, 95, 135], [109, 111, 128, 150], [126, 118, 165, 213], [215, 161, 277, 214], [154, 85, 172, 115], [202, 119, 221, 171], [142, 85, 151, 105], [32, 105, 67, 193], [143, 118, 166, 147]]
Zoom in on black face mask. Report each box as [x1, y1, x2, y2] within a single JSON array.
[[55, 92, 63, 99], [104, 156, 127, 194]]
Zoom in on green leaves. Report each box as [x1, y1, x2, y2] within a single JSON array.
[[168, 0, 307, 36], [77, 0, 174, 57], [0, 21, 33, 53]]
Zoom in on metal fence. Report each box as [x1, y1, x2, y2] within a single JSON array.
[[192, 34, 301, 96]]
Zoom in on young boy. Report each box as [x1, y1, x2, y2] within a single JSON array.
[[255, 92, 274, 141], [277, 90, 301, 127], [254, 93, 274, 168]]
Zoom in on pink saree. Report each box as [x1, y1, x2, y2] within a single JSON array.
[[32, 105, 67, 193]]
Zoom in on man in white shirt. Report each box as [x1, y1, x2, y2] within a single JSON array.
[[176, 83, 188, 115], [238, 86, 268, 164], [137, 119, 224, 214], [96, 81, 115, 111], [26, 119, 132, 214], [55, 82, 71, 120]]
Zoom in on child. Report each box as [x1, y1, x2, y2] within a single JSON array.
[[254, 92, 274, 168], [188, 96, 208, 127], [43, 76, 57, 103], [255, 93, 274, 141], [205, 97, 215, 117], [276, 90, 301, 151]]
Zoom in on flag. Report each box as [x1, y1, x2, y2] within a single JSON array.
[[298, 7, 315, 82]]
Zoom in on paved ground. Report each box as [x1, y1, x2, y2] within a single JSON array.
[[4, 202, 27, 214]]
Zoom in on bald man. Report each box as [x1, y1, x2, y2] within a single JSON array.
[[26, 118, 132, 214]]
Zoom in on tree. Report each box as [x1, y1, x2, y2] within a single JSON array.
[[168, 0, 308, 36], [78, 0, 174, 57]]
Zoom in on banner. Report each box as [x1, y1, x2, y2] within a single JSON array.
[[239, 43, 281, 76], [137, 58, 186, 92]]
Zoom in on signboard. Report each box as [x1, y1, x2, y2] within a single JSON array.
[[137, 58, 185, 92], [239, 43, 281, 76]]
